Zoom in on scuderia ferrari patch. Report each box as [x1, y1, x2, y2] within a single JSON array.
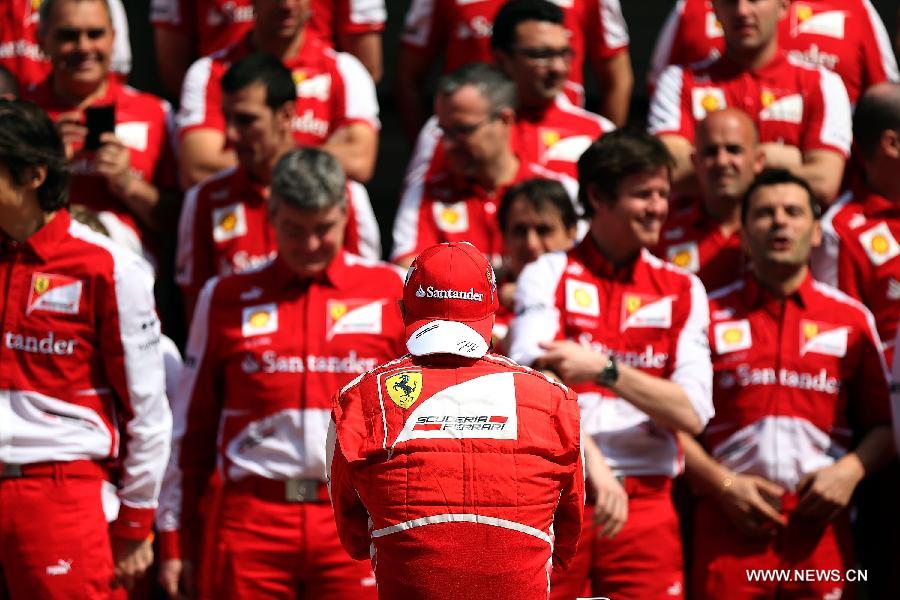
[[386, 371, 422, 409], [27, 273, 83, 315]]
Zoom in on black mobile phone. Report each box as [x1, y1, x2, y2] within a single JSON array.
[[84, 105, 116, 151]]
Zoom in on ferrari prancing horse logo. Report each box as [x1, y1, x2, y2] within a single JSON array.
[[386, 371, 422, 409]]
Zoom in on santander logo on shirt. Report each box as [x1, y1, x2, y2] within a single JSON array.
[[576, 333, 668, 369]]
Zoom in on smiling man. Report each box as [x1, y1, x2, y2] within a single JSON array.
[[509, 130, 714, 599], [159, 148, 404, 599]]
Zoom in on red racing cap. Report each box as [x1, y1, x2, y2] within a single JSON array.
[[403, 242, 499, 358]]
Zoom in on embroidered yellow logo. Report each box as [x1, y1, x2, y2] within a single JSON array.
[[701, 94, 720, 112], [803, 321, 819, 340], [870, 234, 890, 255], [672, 250, 692, 268], [761, 90, 776, 108], [329, 302, 348, 321], [625, 294, 642, 314], [796, 5, 813, 21], [34, 276, 50, 295], [386, 371, 422, 409], [573, 288, 592, 307], [722, 327, 743, 345]]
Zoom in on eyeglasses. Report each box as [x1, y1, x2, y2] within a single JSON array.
[[438, 115, 498, 141], [513, 46, 574, 66]]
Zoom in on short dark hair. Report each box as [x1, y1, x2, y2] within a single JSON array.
[[741, 169, 821, 222], [0, 65, 19, 99], [0, 100, 69, 211], [853, 85, 900, 160], [221, 52, 297, 111], [39, 0, 112, 38], [498, 178, 577, 232], [436, 63, 518, 114], [577, 129, 673, 217], [491, 0, 565, 54]]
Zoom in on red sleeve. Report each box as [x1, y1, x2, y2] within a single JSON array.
[[390, 182, 441, 264], [585, 0, 630, 64], [175, 183, 215, 316], [800, 69, 852, 156], [178, 56, 226, 137], [836, 237, 864, 302], [551, 386, 585, 570], [648, 65, 695, 142], [329, 434, 372, 560], [400, 0, 447, 60], [849, 306, 892, 431], [858, 0, 900, 91], [336, 0, 386, 35]]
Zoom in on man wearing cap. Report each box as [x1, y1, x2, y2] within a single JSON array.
[[328, 241, 585, 600]]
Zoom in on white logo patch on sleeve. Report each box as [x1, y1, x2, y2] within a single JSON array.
[[858, 222, 900, 266], [242, 303, 278, 337], [714, 320, 753, 354], [392, 372, 518, 445], [565, 279, 600, 317], [212, 202, 248, 242]]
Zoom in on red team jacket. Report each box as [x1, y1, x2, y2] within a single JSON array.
[[175, 165, 381, 306], [509, 241, 714, 477], [401, 0, 629, 104], [329, 352, 584, 600], [649, 0, 898, 103], [649, 50, 852, 157], [705, 273, 890, 490], [157, 252, 406, 558], [0, 210, 171, 540], [178, 32, 379, 147]]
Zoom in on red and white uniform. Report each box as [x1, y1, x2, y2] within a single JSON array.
[[694, 273, 889, 599], [653, 203, 746, 292], [157, 253, 405, 596], [650, 0, 898, 103], [329, 352, 584, 600], [178, 33, 379, 147], [24, 76, 177, 247], [175, 165, 381, 306], [401, 0, 629, 104], [0, 0, 132, 89], [391, 158, 576, 266], [815, 185, 900, 363], [508, 240, 713, 599], [0, 211, 171, 597], [649, 51, 852, 157], [150, 0, 384, 58]]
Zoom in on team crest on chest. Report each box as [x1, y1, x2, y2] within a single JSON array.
[[27, 272, 83, 316], [620, 293, 674, 331], [800, 319, 848, 357], [386, 371, 423, 409], [325, 299, 384, 339]]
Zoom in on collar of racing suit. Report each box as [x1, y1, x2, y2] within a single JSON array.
[[855, 182, 900, 218], [0, 208, 69, 262], [268, 249, 353, 290], [741, 270, 814, 317], [574, 233, 641, 282]]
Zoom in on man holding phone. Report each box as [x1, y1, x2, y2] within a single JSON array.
[[25, 0, 177, 256]]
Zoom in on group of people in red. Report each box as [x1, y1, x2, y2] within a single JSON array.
[[1, 0, 900, 599]]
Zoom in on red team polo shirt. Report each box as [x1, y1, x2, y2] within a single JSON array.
[[649, 50, 852, 157], [176, 165, 381, 307], [653, 204, 747, 292], [178, 32, 379, 146], [157, 252, 406, 556], [391, 159, 576, 265], [817, 186, 900, 363], [649, 0, 898, 103], [400, 0, 629, 104], [24, 76, 177, 244], [150, 0, 385, 58], [706, 272, 889, 490]]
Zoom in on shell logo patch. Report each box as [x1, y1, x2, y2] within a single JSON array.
[[621, 293, 673, 331], [432, 202, 469, 233], [212, 202, 248, 242], [541, 129, 561, 148], [692, 87, 727, 121], [667, 241, 700, 273], [714, 320, 752, 354], [386, 371, 423, 409], [242, 303, 278, 337], [325, 299, 384, 339], [565, 279, 600, 317], [859, 222, 900, 266], [800, 319, 848, 357], [26, 272, 83, 316]]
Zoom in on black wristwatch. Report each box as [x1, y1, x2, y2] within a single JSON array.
[[595, 355, 619, 387]]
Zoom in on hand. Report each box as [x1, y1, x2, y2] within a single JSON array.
[[795, 460, 863, 522], [94, 132, 133, 198], [760, 142, 803, 170], [715, 473, 787, 537], [591, 469, 628, 539], [159, 558, 195, 599], [499, 281, 516, 311], [55, 112, 87, 160], [535, 340, 606, 385], [111, 535, 154, 591]]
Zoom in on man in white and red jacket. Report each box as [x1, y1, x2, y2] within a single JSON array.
[[509, 130, 714, 600], [682, 169, 894, 599], [329, 240, 584, 600], [0, 100, 171, 598], [158, 148, 404, 599]]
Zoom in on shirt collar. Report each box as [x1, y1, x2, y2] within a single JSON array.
[[1, 210, 70, 263], [717, 49, 788, 78], [573, 234, 641, 281], [233, 166, 270, 205], [266, 250, 352, 290], [856, 183, 900, 218], [742, 269, 813, 312]]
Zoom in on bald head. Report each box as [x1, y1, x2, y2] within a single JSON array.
[[854, 82, 900, 161], [693, 108, 764, 215]]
